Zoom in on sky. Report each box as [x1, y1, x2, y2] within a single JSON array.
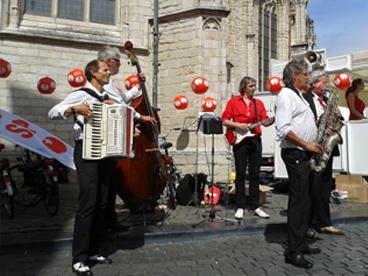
[[307, 0, 368, 58]]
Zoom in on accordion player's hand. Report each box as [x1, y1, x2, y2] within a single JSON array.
[[77, 104, 93, 121], [134, 124, 142, 138]]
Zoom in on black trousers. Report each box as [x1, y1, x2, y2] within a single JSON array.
[[281, 148, 313, 260], [103, 160, 118, 228], [233, 136, 262, 211], [310, 156, 334, 228], [72, 141, 113, 264]]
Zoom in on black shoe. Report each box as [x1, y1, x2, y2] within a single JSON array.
[[285, 254, 313, 269], [72, 262, 93, 275], [304, 247, 321, 255], [88, 255, 112, 264]]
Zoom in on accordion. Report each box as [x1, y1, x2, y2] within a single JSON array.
[[83, 102, 135, 160]]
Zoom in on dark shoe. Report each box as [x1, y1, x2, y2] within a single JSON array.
[[72, 262, 93, 275], [307, 228, 315, 239], [304, 247, 321, 255], [88, 255, 112, 264], [319, 226, 344, 235], [285, 254, 313, 269]]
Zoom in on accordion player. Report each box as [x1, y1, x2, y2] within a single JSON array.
[[83, 102, 135, 160]]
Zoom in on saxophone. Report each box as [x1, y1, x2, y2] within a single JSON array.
[[308, 87, 344, 174]]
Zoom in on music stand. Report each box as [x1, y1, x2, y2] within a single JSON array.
[[192, 117, 238, 227], [186, 115, 203, 208]]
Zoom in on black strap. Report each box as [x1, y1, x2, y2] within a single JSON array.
[[77, 87, 110, 102], [252, 99, 258, 121]]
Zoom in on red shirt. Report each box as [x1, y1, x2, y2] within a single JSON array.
[[221, 95, 269, 136]]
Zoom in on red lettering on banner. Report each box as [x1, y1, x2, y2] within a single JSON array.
[[42, 137, 67, 154], [5, 119, 37, 138]]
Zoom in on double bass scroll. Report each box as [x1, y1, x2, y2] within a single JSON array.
[[114, 41, 168, 201]]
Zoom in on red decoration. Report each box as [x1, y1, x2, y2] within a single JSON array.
[[0, 58, 12, 78], [334, 73, 351, 90], [173, 95, 188, 110], [303, 87, 309, 92], [191, 77, 209, 94], [266, 77, 284, 93], [67, 69, 86, 87], [118, 88, 123, 93], [125, 75, 139, 90], [202, 97, 217, 112], [37, 77, 56, 94]]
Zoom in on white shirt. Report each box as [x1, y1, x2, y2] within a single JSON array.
[[104, 78, 142, 106], [275, 87, 317, 150], [48, 82, 137, 141]]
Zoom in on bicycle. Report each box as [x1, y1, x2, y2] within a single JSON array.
[[0, 143, 15, 219], [9, 145, 60, 216], [159, 128, 183, 210]]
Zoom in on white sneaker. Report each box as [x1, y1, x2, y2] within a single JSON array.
[[235, 208, 244, 219], [251, 207, 270, 218], [72, 262, 91, 275]]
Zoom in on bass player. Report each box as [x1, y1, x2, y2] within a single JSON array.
[[221, 76, 274, 220]]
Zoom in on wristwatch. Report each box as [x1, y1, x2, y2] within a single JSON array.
[[71, 106, 76, 114]]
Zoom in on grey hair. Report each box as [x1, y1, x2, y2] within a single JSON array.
[[97, 46, 121, 62], [309, 68, 328, 84], [282, 59, 308, 88]]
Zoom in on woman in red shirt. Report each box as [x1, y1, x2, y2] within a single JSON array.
[[345, 78, 366, 120]]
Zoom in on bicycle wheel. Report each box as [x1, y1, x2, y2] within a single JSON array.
[[42, 169, 59, 216], [10, 164, 42, 207], [0, 175, 14, 219]]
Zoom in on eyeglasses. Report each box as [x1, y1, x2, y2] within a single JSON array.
[[111, 58, 121, 64]]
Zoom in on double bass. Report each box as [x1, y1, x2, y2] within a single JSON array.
[[114, 41, 168, 202]]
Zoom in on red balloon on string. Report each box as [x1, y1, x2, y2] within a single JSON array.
[[334, 73, 350, 90], [0, 58, 12, 78], [266, 77, 284, 93], [37, 77, 56, 94], [202, 97, 217, 112], [173, 95, 188, 110], [67, 69, 86, 87], [125, 75, 139, 90], [191, 77, 209, 94]]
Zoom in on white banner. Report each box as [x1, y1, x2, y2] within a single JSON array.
[[0, 109, 75, 170]]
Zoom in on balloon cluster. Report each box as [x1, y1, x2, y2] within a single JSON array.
[[173, 76, 217, 112]]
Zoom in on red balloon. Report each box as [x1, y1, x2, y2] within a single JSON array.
[[191, 77, 209, 94], [0, 58, 12, 78], [334, 73, 350, 90], [173, 95, 188, 110], [68, 69, 86, 87], [37, 77, 56, 94], [125, 75, 139, 90], [266, 77, 284, 93], [202, 97, 217, 112]]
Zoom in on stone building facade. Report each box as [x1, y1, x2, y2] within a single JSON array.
[[0, 0, 315, 183]]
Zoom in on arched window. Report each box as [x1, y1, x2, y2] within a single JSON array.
[[258, 1, 277, 91]]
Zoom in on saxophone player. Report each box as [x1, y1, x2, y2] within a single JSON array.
[[275, 59, 323, 269], [303, 69, 344, 237]]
